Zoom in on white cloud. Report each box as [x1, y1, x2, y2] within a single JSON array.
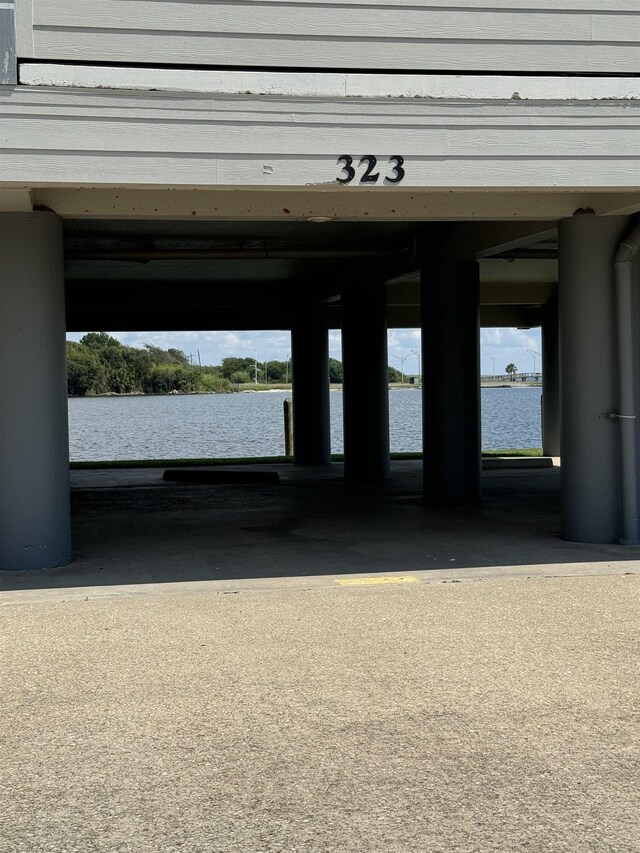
[[480, 327, 542, 375], [388, 329, 421, 351], [386, 327, 542, 376], [328, 330, 343, 360], [68, 330, 293, 366]]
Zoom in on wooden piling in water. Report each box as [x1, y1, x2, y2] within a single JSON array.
[[284, 397, 294, 456]]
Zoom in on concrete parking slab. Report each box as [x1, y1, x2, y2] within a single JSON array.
[[1, 572, 638, 853]]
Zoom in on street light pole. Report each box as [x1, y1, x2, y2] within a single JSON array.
[[392, 350, 422, 384], [481, 343, 497, 380], [411, 349, 421, 381], [527, 349, 540, 376], [390, 354, 406, 383]]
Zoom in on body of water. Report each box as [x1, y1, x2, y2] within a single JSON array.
[[68, 387, 542, 461]]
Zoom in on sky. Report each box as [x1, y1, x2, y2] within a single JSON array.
[[66, 327, 543, 377]]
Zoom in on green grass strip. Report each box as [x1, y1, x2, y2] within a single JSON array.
[[482, 448, 543, 457]]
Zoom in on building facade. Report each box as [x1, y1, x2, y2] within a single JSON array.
[[2, 1, 640, 567]]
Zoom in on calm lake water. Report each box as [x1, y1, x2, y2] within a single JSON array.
[[68, 387, 542, 461]]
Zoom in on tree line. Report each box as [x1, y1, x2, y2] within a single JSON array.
[[67, 333, 404, 396]]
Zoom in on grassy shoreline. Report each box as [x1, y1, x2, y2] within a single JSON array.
[[70, 381, 547, 399]]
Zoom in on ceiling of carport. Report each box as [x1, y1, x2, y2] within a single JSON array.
[[63, 219, 558, 331]]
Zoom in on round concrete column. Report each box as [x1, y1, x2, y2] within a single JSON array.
[[541, 292, 561, 457], [341, 284, 390, 481], [291, 308, 331, 465], [559, 213, 628, 543], [0, 212, 71, 569], [421, 260, 481, 504]]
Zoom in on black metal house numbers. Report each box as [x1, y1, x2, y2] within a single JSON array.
[[336, 155, 405, 185]]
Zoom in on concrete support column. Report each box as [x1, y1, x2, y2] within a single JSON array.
[[421, 261, 481, 504], [341, 284, 390, 481], [559, 213, 628, 543], [0, 212, 71, 570], [541, 292, 561, 457], [291, 308, 331, 465]]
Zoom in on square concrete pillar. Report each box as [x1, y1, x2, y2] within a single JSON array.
[[559, 213, 628, 543], [291, 306, 331, 465], [341, 283, 390, 481], [0, 212, 71, 569], [421, 260, 481, 504]]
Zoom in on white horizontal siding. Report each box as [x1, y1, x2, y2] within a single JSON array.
[[16, 0, 640, 73], [32, 2, 627, 41], [2, 87, 640, 190], [19, 65, 640, 101]]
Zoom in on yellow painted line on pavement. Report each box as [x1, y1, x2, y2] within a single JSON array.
[[335, 575, 420, 586]]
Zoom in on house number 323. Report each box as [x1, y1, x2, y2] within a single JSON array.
[[336, 155, 406, 185]]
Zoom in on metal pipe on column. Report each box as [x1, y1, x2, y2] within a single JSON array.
[[541, 292, 561, 458], [614, 221, 640, 545]]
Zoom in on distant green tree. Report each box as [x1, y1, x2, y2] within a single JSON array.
[[99, 346, 136, 393], [173, 366, 199, 392], [388, 366, 402, 383], [146, 364, 175, 394], [67, 342, 354, 395], [167, 348, 190, 366], [80, 331, 122, 350], [264, 360, 287, 382], [328, 358, 343, 383], [229, 370, 252, 384], [220, 356, 257, 381], [66, 342, 106, 396], [146, 363, 199, 393], [124, 348, 153, 390], [505, 363, 518, 381], [144, 344, 190, 367]]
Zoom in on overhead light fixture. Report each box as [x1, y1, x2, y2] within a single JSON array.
[[306, 216, 333, 223]]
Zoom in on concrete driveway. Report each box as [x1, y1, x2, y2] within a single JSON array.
[[1, 569, 638, 853]]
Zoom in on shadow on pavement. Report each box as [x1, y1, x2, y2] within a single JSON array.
[[2, 462, 639, 591]]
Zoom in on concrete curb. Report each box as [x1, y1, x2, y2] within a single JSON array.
[[482, 456, 553, 469]]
